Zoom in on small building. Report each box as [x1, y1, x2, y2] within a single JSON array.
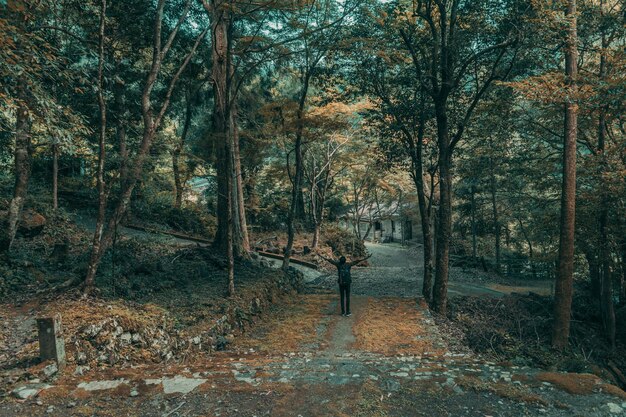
[[339, 202, 419, 245]]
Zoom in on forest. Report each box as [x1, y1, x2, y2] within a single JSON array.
[[0, 0, 625, 416]]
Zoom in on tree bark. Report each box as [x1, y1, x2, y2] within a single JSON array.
[[619, 239, 626, 306], [114, 79, 128, 182], [52, 143, 59, 210], [470, 185, 477, 260], [312, 223, 321, 249], [173, 90, 192, 209], [226, 107, 236, 296], [552, 0, 578, 349], [207, 0, 249, 258], [408, 109, 434, 303], [433, 103, 452, 315], [597, 19, 615, 347], [490, 166, 501, 273], [232, 103, 250, 252], [84, 0, 108, 294], [283, 72, 310, 269], [0, 96, 32, 254]]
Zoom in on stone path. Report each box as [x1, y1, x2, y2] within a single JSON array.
[[2, 244, 625, 416]]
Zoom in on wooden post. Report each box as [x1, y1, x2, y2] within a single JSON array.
[[37, 314, 66, 367]]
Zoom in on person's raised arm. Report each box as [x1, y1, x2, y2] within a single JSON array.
[[318, 253, 339, 266], [348, 253, 372, 267]]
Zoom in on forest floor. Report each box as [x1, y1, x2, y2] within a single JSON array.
[[2, 244, 625, 416]]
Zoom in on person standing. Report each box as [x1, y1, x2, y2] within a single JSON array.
[[319, 253, 371, 316]]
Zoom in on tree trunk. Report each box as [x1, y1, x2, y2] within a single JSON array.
[[173, 91, 192, 209], [0, 98, 32, 254], [210, 4, 248, 258], [312, 223, 321, 249], [172, 151, 183, 209], [52, 143, 59, 210], [490, 167, 501, 273], [232, 103, 250, 253], [470, 185, 477, 260], [413, 172, 433, 301], [552, 0, 578, 349], [114, 79, 129, 183], [225, 109, 236, 296], [619, 239, 626, 306], [518, 218, 537, 279], [283, 73, 310, 269], [409, 101, 434, 303], [84, 0, 108, 294], [597, 22, 615, 347], [433, 104, 452, 315], [211, 0, 231, 247]]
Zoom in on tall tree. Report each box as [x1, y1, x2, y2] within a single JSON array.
[[552, 0, 578, 350], [282, 0, 353, 269], [85, 0, 108, 291], [397, 0, 520, 314]]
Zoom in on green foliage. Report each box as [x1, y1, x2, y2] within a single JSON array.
[[131, 192, 216, 238]]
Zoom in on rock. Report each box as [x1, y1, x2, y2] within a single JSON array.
[[12, 384, 52, 400], [37, 315, 66, 367], [130, 388, 139, 397], [75, 352, 88, 365], [606, 403, 623, 414], [191, 336, 201, 345], [147, 376, 207, 395], [120, 332, 132, 343], [83, 324, 102, 338], [74, 365, 90, 376], [77, 379, 127, 392], [18, 210, 46, 237], [113, 326, 124, 337], [42, 363, 58, 378]]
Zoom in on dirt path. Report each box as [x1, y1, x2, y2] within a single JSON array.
[[4, 295, 623, 416], [308, 242, 551, 298], [2, 245, 624, 416]]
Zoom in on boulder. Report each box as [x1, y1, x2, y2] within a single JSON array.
[[12, 383, 52, 400], [18, 210, 47, 237]]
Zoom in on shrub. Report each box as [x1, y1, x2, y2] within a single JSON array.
[[324, 225, 367, 258]]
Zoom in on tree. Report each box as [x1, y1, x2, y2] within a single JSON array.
[[302, 103, 353, 249], [83, 0, 207, 293], [385, 0, 521, 313], [0, 1, 87, 253], [282, 0, 355, 269], [552, 0, 579, 350], [355, 49, 438, 301]]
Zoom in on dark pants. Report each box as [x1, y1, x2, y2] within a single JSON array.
[[339, 283, 351, 315]]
